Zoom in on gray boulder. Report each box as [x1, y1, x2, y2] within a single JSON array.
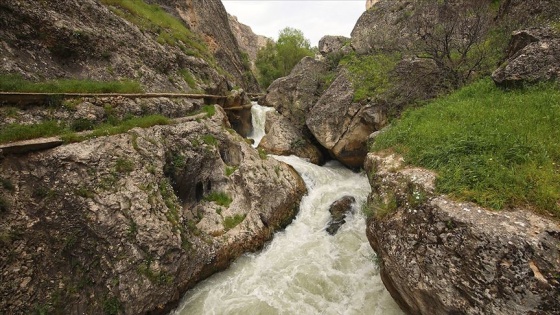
[[364, 152, 560, 315], [318, 35, 351, 57], [259, 111, 324, 165], [307, 69, 386, 168], [492, 28, 560, 87], [261, 56, 329, 128]]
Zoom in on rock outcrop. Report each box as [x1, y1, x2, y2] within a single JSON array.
[[318, 36, 352, 58], [228, 14, 271, 74], [176, 0, 260, 92], [0, 106, 306, 314], [0, 0, 257, 93], [260, 56, 330, 163], [364, 152, 560, 315], [325, 196, 356, 235], [307, 69, 386, 169], [258, 111, 324, 165], [492, 28, 560, 87]]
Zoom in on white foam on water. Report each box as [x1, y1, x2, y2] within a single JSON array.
[[170, 154, 403, 315]]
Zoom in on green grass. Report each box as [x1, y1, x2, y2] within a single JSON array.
[[372, 79, 560, 217], [223, 214, 246, 230], [101, 0, 210, 59], [0, 74, 142, 93], [0, 121, 67, 143], [339, 52, 401, 101], [204, 191, 232, 207], [0, 115, 170, 145]]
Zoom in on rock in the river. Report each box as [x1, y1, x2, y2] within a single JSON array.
[[0, 106, 306, 314], [259, 56, 329, 163], [307, 69, 386, 168], [326, 196, 356, 235], [364, 152, 560, 315], [262, 56, 329, 127], [492, 28, 560, 87], [259, 111, 324, 165]]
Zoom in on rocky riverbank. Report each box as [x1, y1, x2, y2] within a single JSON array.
[[0, 107, 306, 314]]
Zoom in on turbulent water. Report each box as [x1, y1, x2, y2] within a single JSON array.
[[170, 105, 402, 315]]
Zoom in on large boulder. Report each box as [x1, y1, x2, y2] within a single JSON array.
[[492, 28, 560, 87], [261, 56, 329, 127], [307, 69, 386, 168], [259, 111, 324, 165], [259, 56, 329, 164], [318, 35, 352, 57], [0, 106, 306, 314], [364, 152, 560, 315]]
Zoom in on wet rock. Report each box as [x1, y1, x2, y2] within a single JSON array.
[[326, 196, 356, 235], [493, 28, 560, 87], [364, 152, 560, 315], [259, 56, 329, 163]]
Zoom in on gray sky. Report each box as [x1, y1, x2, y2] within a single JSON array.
[[222, 0, 366, 47]]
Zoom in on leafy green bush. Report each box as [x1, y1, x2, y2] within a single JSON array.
[[339, 52, 401, 101], [372, 79, 560, 217], [255, 27, 314, 88]]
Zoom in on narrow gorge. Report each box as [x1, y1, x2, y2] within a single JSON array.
[[1, 0, 559, 314]]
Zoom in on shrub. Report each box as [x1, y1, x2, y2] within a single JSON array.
[[339, 52, 401, 102]]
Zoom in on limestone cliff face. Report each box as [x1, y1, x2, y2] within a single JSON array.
[[364, 152, 560, 315], [228, 14, 271, 75], [0, 0, 258, 93], [170, 0, 260, 92], [0, 107, 306, 314]]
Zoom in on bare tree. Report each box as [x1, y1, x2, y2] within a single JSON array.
[[411, 0, 493, 89]]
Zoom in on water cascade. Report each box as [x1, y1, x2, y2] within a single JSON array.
[[170, 105, 402, 315], [247, 102, 275, 148]]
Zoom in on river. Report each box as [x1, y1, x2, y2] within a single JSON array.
[[170, 104, 402, 315]]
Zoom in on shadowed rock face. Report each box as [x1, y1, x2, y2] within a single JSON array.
[[0, 107, 306, 314], [493, 28, 560, 87], [364, 152, 560, 315]]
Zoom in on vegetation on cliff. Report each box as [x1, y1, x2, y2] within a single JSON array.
[[372, 79, 560, 218], [255, 27, 315, 88]]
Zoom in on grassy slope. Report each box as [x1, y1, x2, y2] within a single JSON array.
[[372, 79, 560, 218]]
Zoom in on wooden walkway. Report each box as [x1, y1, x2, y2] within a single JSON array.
[[0, 92, 227, 106]]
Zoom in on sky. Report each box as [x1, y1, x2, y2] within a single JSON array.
[[222, 0, 366, 47]]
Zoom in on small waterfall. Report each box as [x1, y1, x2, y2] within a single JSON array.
[[247, 103, 275, 148], [170, 105, 403, 315]]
